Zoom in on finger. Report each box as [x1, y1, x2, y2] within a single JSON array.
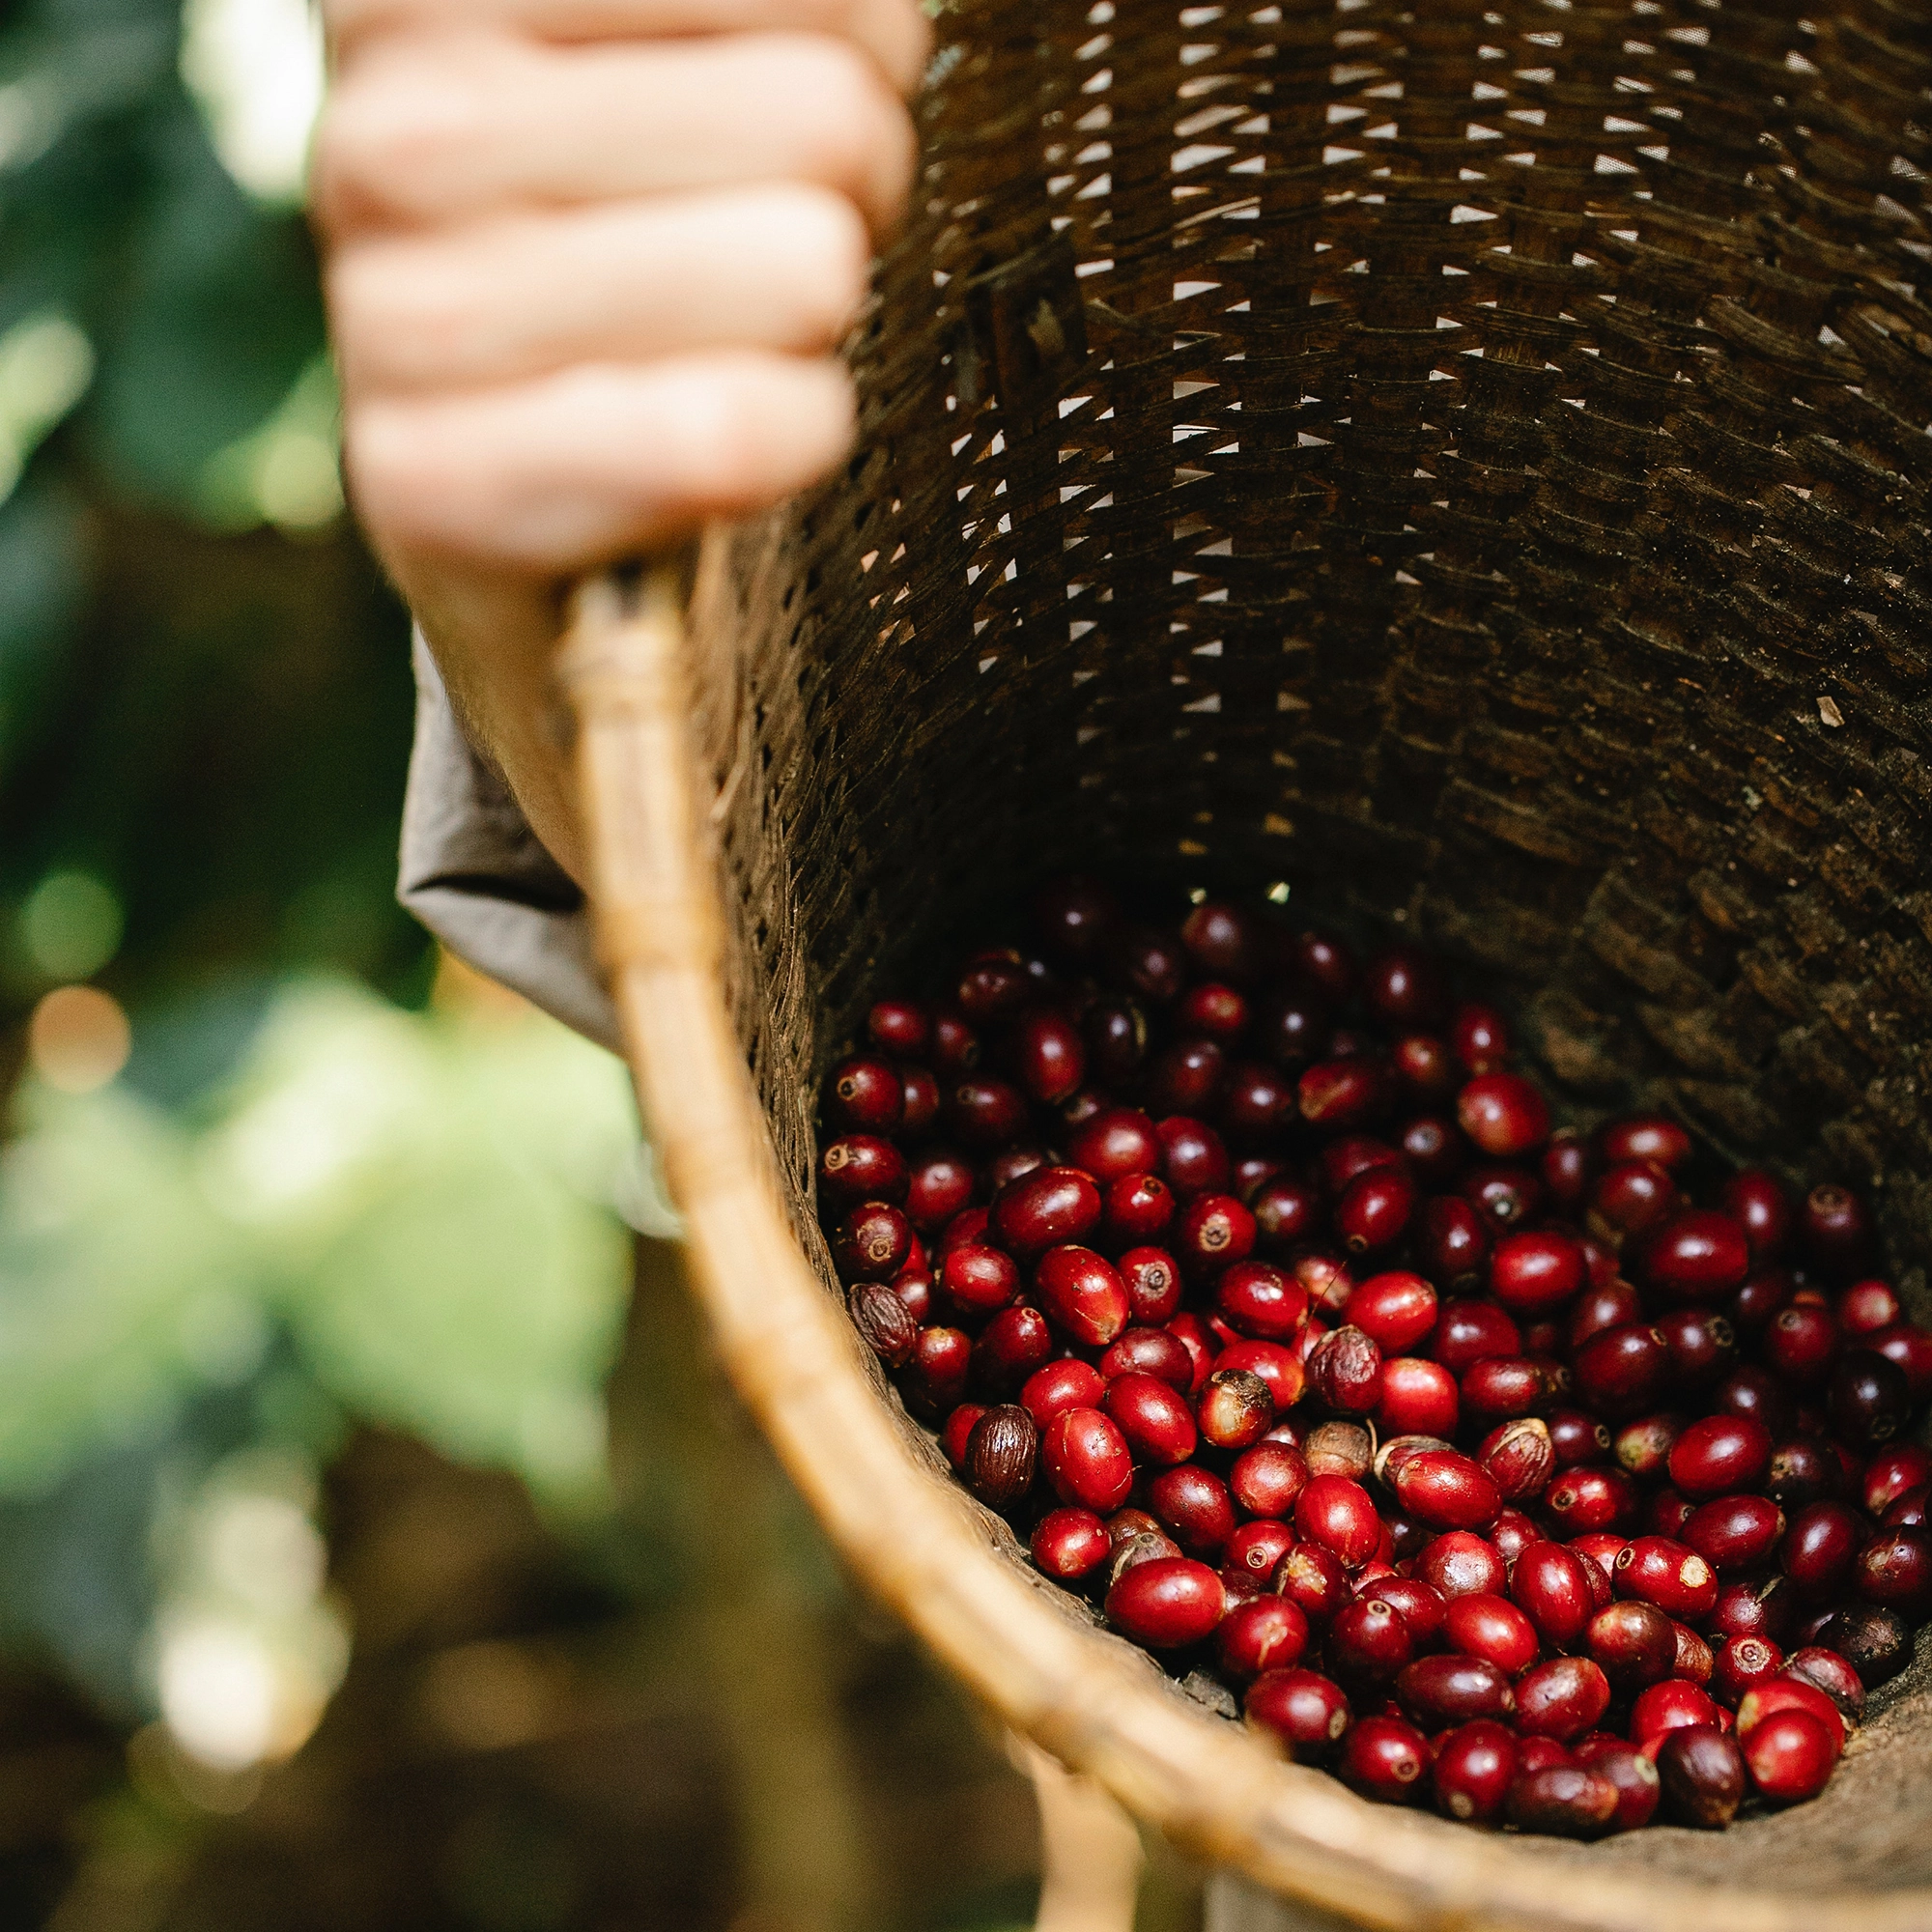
[[325, 0, 932, 98], [332, 184, 869, 394], [346, 352, 856, 572], [316, 30, 918, 238]]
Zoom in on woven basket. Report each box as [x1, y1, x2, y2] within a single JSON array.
[[557, 0, 1932, 1922]]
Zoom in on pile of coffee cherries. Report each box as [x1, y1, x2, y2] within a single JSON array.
[[817, 879, 1931, 1836]]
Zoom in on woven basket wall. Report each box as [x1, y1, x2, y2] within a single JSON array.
[[563, 0, 1932, 1922]]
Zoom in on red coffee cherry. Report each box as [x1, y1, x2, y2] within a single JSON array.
[[1445, 1000, 1509, 1076], [1506, 1763, 1619, 1839], [1416, 1531, 1507, 1602], [1392, 1034, 1456, 1100], [946, 1075, 1028, 1149], [1294, 1474, 1382, 1569], [1020, 1359, 1106, 1429], [1737, 1675, 1849, 1753], [906, 1326, 973, 1416], [1100, 1172, 1174, 1249], [905, 1151, 975, 1231], [1732, 1266, 1796, 1332], [1101, 1372, 1198, 1467], [928, 1007, 981, 1076], [1743, 1708, 1835, 1804], [1231, 1441, 1309, 1520], [1217, 1597, 1309, 1680], [1802, 1181, 1872, 1279], [1339, 1272, 1436, 1356], [1214, 1339, 1305, 1412], [1148, 1037, 1224, 1118], [1766, 1436, 1838, 1511], [940, 1244, 1023, 1321], [1396, 1655, 1515, 1731], [1363, 945, 1449, 1028], [1710, 1635, 1784, 1710], [1489, 1231, 1585, 1315], [1178, 980, 1249, 1041], [1611, 1413, 1681, 1483], [819, 1133, 908, 1208], [1197, 1369, 1276, 1451], [1041, 1406, 1133, 1512], [1682, 1494, 1785, 1573], [1886, 1487, 1930, 1528], [1511, 1544, 1596, 1651], [1869, 1321, 1932, 1403], [1862, 1445, 1932, 1519], [1514, 1657, 1611, 1740], [1118, 1247, 1183, 1326], [1009, 1009, 1084, 1104], [1372, 1577, 1446, 1650], [1460, 1356, 1551, 1428], [1245, 1667, 1351, 1755], [1585, 1602, 1677, 1692], [1440, 1593, 1539, 1675], [1250, 1174, 1322, 1251], [1489, 1508, 1542, 1566], [867, 997, 930, 1058], [1104, 1556, 1225, 1647], [1223, 1520, 1296, 1590], [985, 1148, 1047, 1196], [1839, 1277, 1902, 1336], [1035, 1245, 1129, 1347], [1416, 1195, 1491, 1287], [1720, 1167, 1793, 1262], [1628, 1678, 1722, 1750], [971, 1305, 1054, 1394], [1031, 1507, 1111, 1582], [1783, 1647, 1865, 1722], [1334, 1166, 1416, 1255], [1345, 1723, 1437, 1808], [1147, 1465, 1237, 1557], [1276, 1542, 1351, 1626], [1656, 1307, 1737, 1390], [1456, 1073, 1549, 1158], [1098, 1326, 1194, 1391], [940, 1404, 986, 1469], [1656, 1724, 1747, 1830], [825, 1055, 905, 1136], [1327, 1598, 1415, 1685], [1513, 1738, 1575, 1776], [1431, 1299, 1521, 1376], [1376, 1358, 1460, 1438], [1566, 1538, 1623, 1596], [1634, 1208, 1748, 1302], [1215, 1261, 1309, 1342], [1667, 1413, 1774, 1499], [1707, 1577, 1794, 1646], [1569, 1279, 1642, 1350], [1599, 1114, 1692, 1172], [1082, 1001, 1145, 1087], [1433, 1719, 1519, 1823], [1613, 1536, 1719, 1622], [1545, 1467, 1639, 1536], [1393, 1450, 1500, 1533], [1572, 1739, 1661, 1832], [992, 1166, 1101, 1259], [898, 1065, 940, 1139], [1547, 1407, 1611, 1468], [1541, 1129, 1590, 1211]]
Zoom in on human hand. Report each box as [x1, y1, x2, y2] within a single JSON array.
[[315, 0, 929, 883]]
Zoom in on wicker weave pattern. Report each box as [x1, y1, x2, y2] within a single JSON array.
[[575, 0, 1932, 1917]]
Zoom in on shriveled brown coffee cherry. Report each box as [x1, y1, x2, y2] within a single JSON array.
[[964, 1405, 1038, 1511], [848, 1282, 920, 1369], [1656, 1724, 1747, 1829]]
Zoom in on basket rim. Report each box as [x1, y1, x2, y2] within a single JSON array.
[[558, 557, 1932, 1932]]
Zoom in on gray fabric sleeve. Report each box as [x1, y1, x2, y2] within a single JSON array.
[[398, 629, 622, 1053]]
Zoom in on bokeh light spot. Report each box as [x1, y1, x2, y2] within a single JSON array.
[[20, 867, 123, 979], [27, 984, 130, 1094]]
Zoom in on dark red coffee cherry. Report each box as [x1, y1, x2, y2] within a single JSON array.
[[1250, 1174, 1322, 1250], [1460, 1356, 1549, 1428], [1637, 1209, 1749, 1301], [1514, 1657, 1611, 1741], [1106, 924, 1187, 1006], [1765, 1436, 1838, 1511], [1099, 1326, 1194, 1390], [1067, 1106, 1161, 1183], [1244, 1666, 1351, 1755], [1573, 1739, 1661, 1832], [1104, 1556, 1224, 1647], [1667, 1414, 1773, 1499], [819, 1133, 908, 1208], [867, 998, 930, 1058], [1591, 1168, 1684, 1265], [1009, 1010, 1083, 1105], [1720, 1167, 1793, 1262], [1827, 1349, 1911, 1448], [1431, 1299, 1521, 1376], [1179, 980, 1249, 1041], [1862, 1446, 1932, 1519], [1082, 1000, 1146, 1085], [1506, 1763, 1619, 1839], [1297, 1057, 1394, 1131], [1215, 1338, 1303, 1412], [1854, 1527, 1932, 1617], [1148, 1037, 1224, 1117], [1400, 1116, 1463, 1186], [1710, 1634, 1784, 1710], [1308, 1325, 1384, 1415], [962, 1404, 1039, 1510], [1656, 1725, 1746, 1830], [992, 1166, 1101, 1260], [1334, 1165, 1416, 1254], [940, 1244, 1022, 1321], [945, 1076, 1028, 1149], [1585, 1601, 1677, 1692], [834, 1202, 914, 1284], [1712, 1364, 1797, 1438], [1456, 1073, 1549, 1159], [1392, 1033, 1456, 1100], [1416, 1195, 1491, 1288], [1396, 1655, 1515, 1732], [1545, 1467, 1639, 1536], [1782, 1646, 1866, 1721], [1838, 1277, 1901, 1336], [1147, 1464, 1237, 1557], [1433, 1719, 1519, 1823], [1869, 1321, 1932, 1403], [929, 1007, 980, 1075], [1682, 1495, 1784, 1574], [1215, 1261, 1309, 1343], [1779, 1501, 1867, 1602], [971, 1305, 1054, 1394], [903, 1150, 974, 1232], [1816, 1603, 1913, 1686], [1175, 1192, 1257, 1278], [1364, 946, 1449, 1028], [906, 1326, 973, 1417], [1371, 1577, 1446, 1650], [1764, 1302, 1840, 1390], [1656, 1307, 1737, 1391], [1547, 1407, 1611, 1468], [1440, 1592, 1538, 1675], [1572, 1322, 1671, 1420], [1802, 1182, 1872, 1279], [1459, 1163, 1544, 1231], [1155, 1116, 1230, 1198], [825, 1055, 905, 1135], [1220, 1062, 1294, 1143], [1276, 1541, 1351, 1626], [1031, 1507, 1111, 1582]]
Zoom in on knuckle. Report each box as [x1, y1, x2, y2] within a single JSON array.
[[777, 187, 871, 340], [784, 41, 902, 189], [312, 58, 481, 223]]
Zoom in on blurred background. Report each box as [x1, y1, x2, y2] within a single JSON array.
[[0, 0, 1206, 1923]]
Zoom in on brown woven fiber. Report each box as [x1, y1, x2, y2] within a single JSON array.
[[557, 0, 1932, 1923]]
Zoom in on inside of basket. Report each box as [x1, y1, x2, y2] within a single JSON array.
[[685, 0, 1932, 1890]]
